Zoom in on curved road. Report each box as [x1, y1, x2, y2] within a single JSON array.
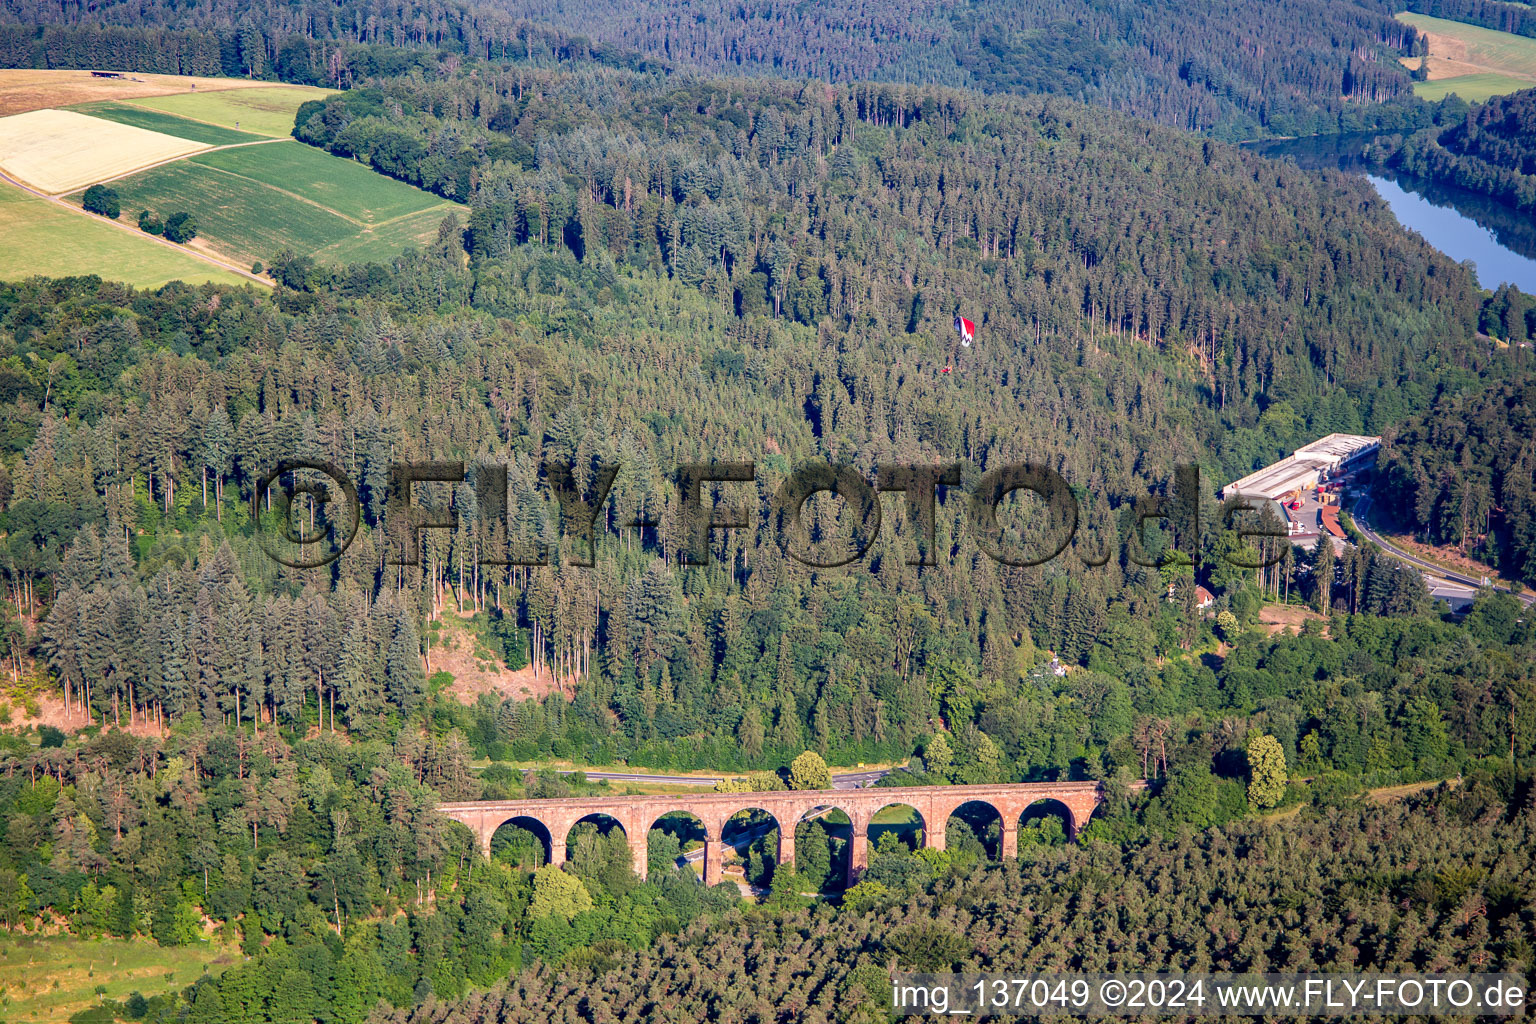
[[1354, 494, 1532, 608]]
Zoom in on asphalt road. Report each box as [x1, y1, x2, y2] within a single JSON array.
[[1353, 494, 1533, 608], [516, 766, 901, 788]]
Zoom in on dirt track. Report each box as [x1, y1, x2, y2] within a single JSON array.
[[0, 69, 278, 117]]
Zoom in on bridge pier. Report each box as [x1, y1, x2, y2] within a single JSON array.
[[549, 838, 566, 868], [777, 828, 795, 872], [629, 834, 649, 880], [704, 839, 726, 886], [1000, 823, 1018, 859], [846, 831, 867, 885], [926, 826, 945, 853]]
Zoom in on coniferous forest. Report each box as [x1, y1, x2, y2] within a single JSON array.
[[0, 0, 1436, 138], [2, 3, 1536, 1023]]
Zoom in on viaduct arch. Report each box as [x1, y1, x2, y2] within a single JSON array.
[[439, 781, 1104, 886]]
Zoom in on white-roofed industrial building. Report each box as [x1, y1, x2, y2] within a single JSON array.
[[1221, 433, 1381, 501]]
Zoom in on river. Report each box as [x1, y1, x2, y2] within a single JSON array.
[[1246, 133, 1536, 294]]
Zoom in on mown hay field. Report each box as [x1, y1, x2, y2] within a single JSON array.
[[0, 178, 249, 288], [0, 68, 278, 117], [1398, 13, 1536, 100], [69, 101, 261, 147], [0, 108, 208, 194], [124, 84, 332, 137], [0, 934, 233, 1024], [85, 141, 463, 267]]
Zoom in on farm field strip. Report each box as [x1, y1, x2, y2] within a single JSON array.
[[1397, 12, 1536, 100], [187, 141, 457, 225], [315, 206, 460, 264], [2, 77, 457, 275], [125, 84, 332, 137], [82, 159, 365, 267], [1413, 71, 1536, 102], [67, 101, 262, 146], [0, 175, 252, 288], [0, 68, 291, 117], [81, 145, 462, 267], [85, 138, 288, 189], [0, 108, 209, 194]]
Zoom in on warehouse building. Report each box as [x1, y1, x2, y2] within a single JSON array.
[[1221, 433, 1381, 502]]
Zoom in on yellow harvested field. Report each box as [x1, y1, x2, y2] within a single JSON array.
[[0, 108, 210, 194], [0, 69, 278, 117]]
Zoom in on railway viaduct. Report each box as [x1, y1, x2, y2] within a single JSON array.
[[438, 780, 1105, 886]]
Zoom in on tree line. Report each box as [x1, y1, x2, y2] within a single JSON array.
[[0, 0, 1446, 140], [1377, 376, 1536, 585], [1373, 87, 1536, 215]]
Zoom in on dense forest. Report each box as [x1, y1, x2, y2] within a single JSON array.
[[1381, 87, 1536, 213], [1377, 376, 1536, 586], [0, 70, 1509, 766], [3, 624, 1533, 1022], [0, 12, 1534, 1022], [1, 0, 1432, 138]]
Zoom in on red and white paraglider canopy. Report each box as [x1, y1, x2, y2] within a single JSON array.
[[953, 314, 975, 347]]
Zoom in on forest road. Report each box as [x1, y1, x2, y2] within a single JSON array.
[[1354, 493, 1533, 607]]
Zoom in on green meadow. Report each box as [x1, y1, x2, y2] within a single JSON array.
[[0, 934, 233, 1024], [124, 84, 333, 137], [65, 102, 260, 146], [1413, 71, 1536, 102], [0, 179, 250, 288], [71, 141, 463, 268]]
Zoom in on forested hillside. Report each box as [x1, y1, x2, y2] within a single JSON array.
[[0, 0, 1429, 138], [3, 687, 1533, 1023], [1377, 376, 1536, 585], [1, 70, 1504, 770], [0, 0, 1532, 1016]]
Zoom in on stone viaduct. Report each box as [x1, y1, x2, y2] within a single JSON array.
[[438, 781, 1104, 886]]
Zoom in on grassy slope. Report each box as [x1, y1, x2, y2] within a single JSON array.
[[1398, 12, 1536, 100], [89, 159, 360, 266], [0, 935, 233, 1024], [189, 142, 452, 223], [66, 103, 260, 147], [0, 179, 250, 288], [1414, 71, 1535, 101], [80, 141, 461, 267], [124, 85, 333, 137]]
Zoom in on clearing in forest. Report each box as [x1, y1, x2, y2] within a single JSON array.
[[0, 935, 232, 1024], [1397, 13, 1536, 101], [0, 108, 208, 194]]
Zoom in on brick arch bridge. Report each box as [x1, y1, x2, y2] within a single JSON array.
[[438, 781, 1104, 886]]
